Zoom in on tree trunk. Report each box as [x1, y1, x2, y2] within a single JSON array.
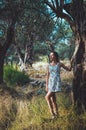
[[0, 21, 15, 84], [71, 0, 86, 112], [25, 33, 34, 67], [72, 34, 86, 113], [14, 33, 34, 71], [0, 55, 4, 83]]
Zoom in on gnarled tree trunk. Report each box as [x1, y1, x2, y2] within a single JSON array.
[[72, 32, 86, 112], [14, 32, 34, 71], [0, 55, 4, 83], [25, 33, 34, 67], [0, 21, 15, 83]]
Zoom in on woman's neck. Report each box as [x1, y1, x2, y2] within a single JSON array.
[[51, 60, 58, 65]]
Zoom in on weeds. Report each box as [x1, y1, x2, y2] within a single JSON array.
[[4, 65, 29, 86], [0, 63, 86, 130], [0, 87, 86, 130]]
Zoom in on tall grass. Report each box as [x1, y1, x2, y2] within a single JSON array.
[[0, 89, 86, 130], [0, 63, 86, 130]]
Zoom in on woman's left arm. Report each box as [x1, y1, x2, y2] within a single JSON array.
[[60, 62, 72, 71]]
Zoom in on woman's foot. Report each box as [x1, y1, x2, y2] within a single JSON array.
[[54, 111, 59, 117], [51, 114, 56, 119], [51, 112, 59, 119]]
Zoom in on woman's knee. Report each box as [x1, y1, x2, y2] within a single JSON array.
[[45, 94, 50, 101], [45, 95, 48, 100], [45, 92, 53, 100]]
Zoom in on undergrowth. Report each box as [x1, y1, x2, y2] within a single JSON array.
[[4, 65, 29, 86], [0, 63, 85, 130], [0, 88, 86, 130]]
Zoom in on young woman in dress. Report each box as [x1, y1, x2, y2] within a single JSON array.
[[45, 51, 71, 119]]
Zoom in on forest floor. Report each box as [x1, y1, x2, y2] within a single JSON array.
[[0, 62, 86, 130]]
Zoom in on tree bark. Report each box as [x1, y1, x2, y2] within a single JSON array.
[[0, 21, 15, 83], [71, 36, 86, 113], [24, 33, 34, 67], [0, 55, 4, 83]]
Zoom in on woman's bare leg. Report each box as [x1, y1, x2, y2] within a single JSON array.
[[51, 93, 58, 115], [45, 92, 54, 116]]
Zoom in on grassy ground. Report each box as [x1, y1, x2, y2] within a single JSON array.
[[0, 88, 86, 130], [0, 62, 86, 130]]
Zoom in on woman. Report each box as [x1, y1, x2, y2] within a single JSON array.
[[45, 51, 71, 119]]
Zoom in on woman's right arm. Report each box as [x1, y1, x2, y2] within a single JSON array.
[[45, 65, 50, 92]]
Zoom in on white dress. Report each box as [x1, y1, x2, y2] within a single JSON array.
[[48, 63, 62, 92]]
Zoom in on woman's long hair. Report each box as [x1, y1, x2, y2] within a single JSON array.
[[48, 51, 59, 63], [53, 51, 59, 62]]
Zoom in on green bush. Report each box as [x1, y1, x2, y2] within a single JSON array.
[[4, 66, 29, 86]]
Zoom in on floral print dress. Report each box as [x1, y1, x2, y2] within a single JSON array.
[[48, 63, 61, 92]]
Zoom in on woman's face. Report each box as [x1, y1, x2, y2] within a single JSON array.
[[49, 52, 56, 61]]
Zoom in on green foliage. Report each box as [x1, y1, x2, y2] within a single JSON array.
[[55, 42, 75, 60], [4, 66, 29, 86], [34, 42, 49, 59]]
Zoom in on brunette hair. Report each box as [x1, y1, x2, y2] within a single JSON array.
[[52, 51, 59, 62], [48, 51, 59, 62]]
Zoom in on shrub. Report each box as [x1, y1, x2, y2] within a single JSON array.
[[4, 66, 29, 86]]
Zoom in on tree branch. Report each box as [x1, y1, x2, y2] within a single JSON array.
[[14, 42, 24, 63], [58, 11, 74, 27], [55, 0, 59, 8], [44, 1, 57, 14], [2, 19, 16, 55], [51, 0, 56, 8], [44, 0, 75, 32]]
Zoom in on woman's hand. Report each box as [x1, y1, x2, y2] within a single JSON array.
[[68, 65, 72, 71]]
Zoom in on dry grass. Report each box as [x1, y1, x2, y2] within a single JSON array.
[[61, 70, 73, 83], [0, 61, 86, 130], [0, 86, 86, 130], [11, 94, 86, 130]]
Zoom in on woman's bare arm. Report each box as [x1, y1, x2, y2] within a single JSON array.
[[60, 62, 72, 71]]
